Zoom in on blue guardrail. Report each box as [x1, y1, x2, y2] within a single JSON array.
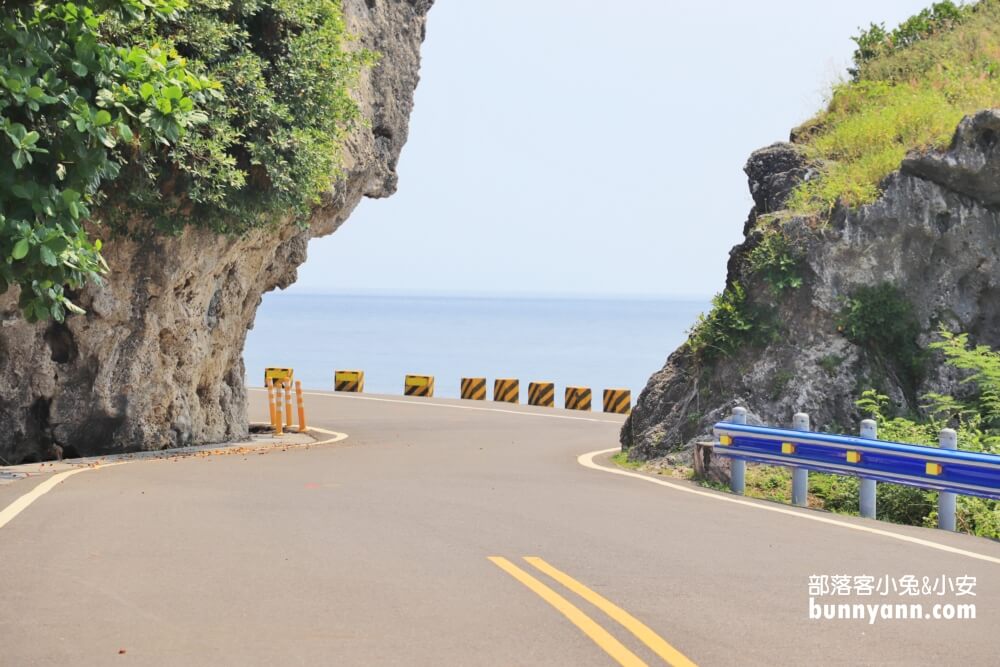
[[712, 421, 1000, 501]]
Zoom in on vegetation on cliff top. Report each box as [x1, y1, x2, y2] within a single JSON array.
[[0, 0, 371, 322], [789, 0, 1000, 214], [689, 1, 997, 365]]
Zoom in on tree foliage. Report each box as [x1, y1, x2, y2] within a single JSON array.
[[837, 283, 925, 391], [849, 1, 968, 79], [0, 0, 372, 321]]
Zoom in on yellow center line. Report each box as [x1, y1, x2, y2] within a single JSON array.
[[487, 557, 647, 667], [524, 557, 697, 667]]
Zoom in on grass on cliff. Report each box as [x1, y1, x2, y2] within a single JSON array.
[[788, 0, 1000, 214]]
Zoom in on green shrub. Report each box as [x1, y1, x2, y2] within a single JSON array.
[[746, 232, 803, 294], [686, 283, 774, 362], [818, 354, 843, 377], [838, 283, 925, 389], [0, 1, 372, 321], [849, 1, 969, 79], [809, 473, 859, 515]]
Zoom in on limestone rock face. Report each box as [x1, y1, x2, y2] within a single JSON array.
[[0, 0, 434, 464], [622, 112, 1000, 462]]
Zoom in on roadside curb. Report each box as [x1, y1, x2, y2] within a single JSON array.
[[0, 426, 349, 484]]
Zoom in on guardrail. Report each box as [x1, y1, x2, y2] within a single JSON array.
[[708, 407, 1000, 532]]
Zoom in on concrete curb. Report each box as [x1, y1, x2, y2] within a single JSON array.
[[0, 427, 326, 484]]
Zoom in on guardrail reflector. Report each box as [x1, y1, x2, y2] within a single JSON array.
[[719, 435, 732, 446], [781, 442, 796, 454], [847, 451, 861, 463], [926, 462, 943, 476]]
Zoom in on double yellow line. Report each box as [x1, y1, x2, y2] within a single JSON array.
[[488, 556, 696, 667]]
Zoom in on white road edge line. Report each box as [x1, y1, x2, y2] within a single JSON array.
[[579, 447, 1000, 566], [248, 387, 623, 424], [0, 465, 116, 531], [307, 427, 349, 445], [0, 428, 349, 531]]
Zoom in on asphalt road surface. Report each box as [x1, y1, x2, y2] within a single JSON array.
[[2, 389, 999, 666]]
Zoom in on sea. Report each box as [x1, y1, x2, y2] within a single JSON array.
[[243, 292, 709, 399]]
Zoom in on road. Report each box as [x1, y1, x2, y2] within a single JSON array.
[[1, 389, 999, 666]]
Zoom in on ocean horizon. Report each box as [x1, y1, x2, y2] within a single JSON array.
[[244, 291, 710, 401]]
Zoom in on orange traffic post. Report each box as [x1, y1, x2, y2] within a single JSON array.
[[284, 380, 294, 429], [274, 382, 284, 436], [295, 380, 307, 432], [267, 379, 278, 429]]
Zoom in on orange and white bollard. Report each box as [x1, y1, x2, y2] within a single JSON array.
[[274, 382, 284, 436], [284, 380, 294, 430], [295, 380, 307, 432], [267, 379, 278, 430]]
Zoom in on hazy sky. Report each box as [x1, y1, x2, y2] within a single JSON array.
[[292, 0, 931, 299]]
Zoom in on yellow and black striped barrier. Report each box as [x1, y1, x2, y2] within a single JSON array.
[[565, 386, 592, 411], [265, 367, 293, 387], [461, 377, 487, 400], [603, 388, 631, 414], [334, 370, 365, 393], [494, 378, 519, 404], [528, 381, 555, 407], [404, 374, 435, 397]]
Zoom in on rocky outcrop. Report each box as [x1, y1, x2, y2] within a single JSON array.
[[622, 110, 1000, 462], [0, 0, 433, 464]]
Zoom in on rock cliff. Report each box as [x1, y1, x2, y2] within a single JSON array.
[[0, 0, 433, 464], [622, 110, 1000, 464]]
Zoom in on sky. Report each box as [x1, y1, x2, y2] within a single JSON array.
[[291, 0, 933, 300]]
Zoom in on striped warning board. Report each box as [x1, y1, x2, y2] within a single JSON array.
[[264, 367, 293, 387], [461, 377, 487, 400], [528, 381, 555, 407], [565, 386, 592, 411], [493, 378, 519, 404], [404, 374, 435, 397], [603, 388, 631, 414], [334, 370, 365, 392]]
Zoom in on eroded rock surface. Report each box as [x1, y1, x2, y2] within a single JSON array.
[[623, 112, 1000, 464], [0, 0, 434, 464]]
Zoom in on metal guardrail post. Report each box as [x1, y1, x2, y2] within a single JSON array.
[[859, 419, 877, 519], [791, 412, 810, 507], [938, 428, 958, 531], [730, 407, 747, 495]]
